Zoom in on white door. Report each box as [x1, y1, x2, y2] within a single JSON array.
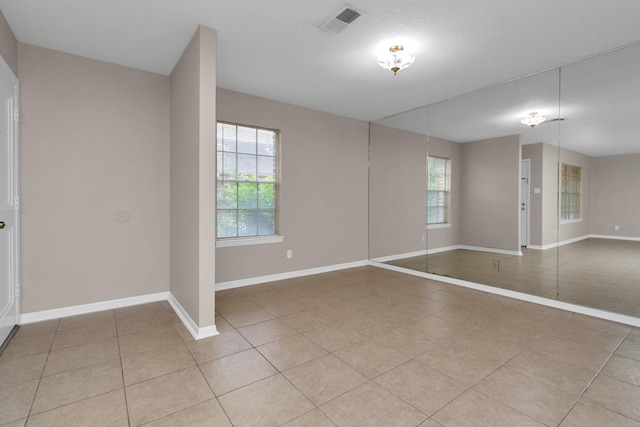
[[0, 57, 19, 346], [520, 159, 530, 247]]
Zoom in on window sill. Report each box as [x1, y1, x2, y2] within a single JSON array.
[[216, 235, 284, 248], [427, 223, 452, 230], [560, 218, 583, 225]]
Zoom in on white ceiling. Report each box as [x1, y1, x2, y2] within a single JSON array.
[[1, 0, 640, 124]]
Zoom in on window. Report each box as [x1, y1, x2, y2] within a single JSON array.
[[427, 155, 450, 225], [216, 122, 279, 240], [561, 163, 581, 220]]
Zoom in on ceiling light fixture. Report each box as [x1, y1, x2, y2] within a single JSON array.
[[378, 45, 415, 75], [520, 112, 547, 127]]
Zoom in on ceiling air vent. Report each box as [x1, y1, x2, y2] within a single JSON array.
[[320, 4, 363, 34]]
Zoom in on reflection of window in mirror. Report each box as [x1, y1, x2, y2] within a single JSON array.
[[427, 156, 451, 228], [561, 163, 581, 222]]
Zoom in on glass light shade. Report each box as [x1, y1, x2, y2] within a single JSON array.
[[378, 46, 415, 75], [520, 112, 547, 127]]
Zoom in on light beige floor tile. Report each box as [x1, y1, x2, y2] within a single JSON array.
[[507, 349, 598, 395], [321, 381, 427, 427], [529, 333, 612, 371], [280, 310, 331, 333], [0, 419, 26, 427], [474, 367, 578, 426], [43, 337, 120, 377], [418, 420, 444, 427], [26, 389, 128, 427], [547, 324, 626, 352], [372, 328, 439, 358], [13, 320, 59, 339], [214, 313, 233, 332], [617, 337, 640, 361], [220, 307, 274, 328], [417, 344, 502, 387], [560, 400, 640, 427], [116, 309, 180, 336], [144, 399, 232, 427], [118, 326, 184, 357], [199, 348, 277, 396], [453, 330, 524, 364], [218, 374, 314, 427], [125, 366, 213, 426], [57, 310, 114, 331], [237, 318, 298, 346], [432, 389, 545, 427], [51, 321, 117, 351], [122, 342, 195, 386], [282, 409, 336, 427], [31, 359, 123, 414], [0, 333, 54, 361], [115, 302, 168, 320], [601, 354, 640, 387], [334, 339, 410, 379], [374, 358, 466, 416], [284, 354, 367, 405], [257, 335, 327, 372], [184, 329, 252, 364], [582, 374, 640, 422], [303, 322, 367, 353], [0, 380, 39, 425], [173, 322, 195, 341], [0, 353, 47, 385]]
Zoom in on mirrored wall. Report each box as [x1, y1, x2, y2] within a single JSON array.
[[369, 41, 640, 319]]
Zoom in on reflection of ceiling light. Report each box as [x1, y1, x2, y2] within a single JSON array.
[[378, 45, 415, 75], [520, 112, 547, 127]]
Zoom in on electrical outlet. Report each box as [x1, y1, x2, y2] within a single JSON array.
[[492, 259, 500, 272], [287, 249, 293, 259], [614, 225, 620, 231]]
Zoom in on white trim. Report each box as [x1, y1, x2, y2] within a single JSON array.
[[19, 292, 170, 324], [560, 218, 583, 225], [216, 235, 284, 248], [427, 223, 451, 230], [216, 260, 368, 291], [368, 261, 640, 328], [527, 234, 590, 250], [427, 245, 460, 255], [591, 234, 640, 242], [19, 291, 219, 341], [457, 245, 523, 256], [167, 294, 219, 340], [371, 250, 427, 263]]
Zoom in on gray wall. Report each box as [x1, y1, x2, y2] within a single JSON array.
[[216, 89, 369, 283], [18, 43, 171, 312], [369, 123, 427, 259], [460, 135, 521, 252], [0, 9, 17, 76], [590, 153, 640, 238], [170, 26, 217, 327]]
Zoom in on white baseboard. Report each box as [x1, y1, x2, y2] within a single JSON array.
[[371, 250, 427, 263], [20, 291, 218, 341], [216, 260, 369, 291], [590, 234, 640, 242], [457, 245, 523, 256], [368, 260, 640, 328], [167, 294, 218, 340], [20, 292, 170, 324]]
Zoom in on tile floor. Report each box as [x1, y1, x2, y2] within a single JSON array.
[[387, 238, 640, 317], [1, 266, 640, 426]]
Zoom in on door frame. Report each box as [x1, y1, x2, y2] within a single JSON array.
[[0, 54, 20, 347], [521, 158, 531, 247]]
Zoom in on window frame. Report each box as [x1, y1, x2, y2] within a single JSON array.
[[427, 155, 451, 228], [215, 121, 283, 247], [560, 163, 581, 222]]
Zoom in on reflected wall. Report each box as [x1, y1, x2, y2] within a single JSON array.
[[369, 41, 640, 319]]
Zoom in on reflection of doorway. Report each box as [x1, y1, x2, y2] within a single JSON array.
[[0, 57, 19, 348], [521, 159, 530, 247]]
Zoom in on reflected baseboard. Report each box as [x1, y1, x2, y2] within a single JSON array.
[[528, 233, 640, 251], [371, 244, 522, 262], [368, 260, 640, 328]]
